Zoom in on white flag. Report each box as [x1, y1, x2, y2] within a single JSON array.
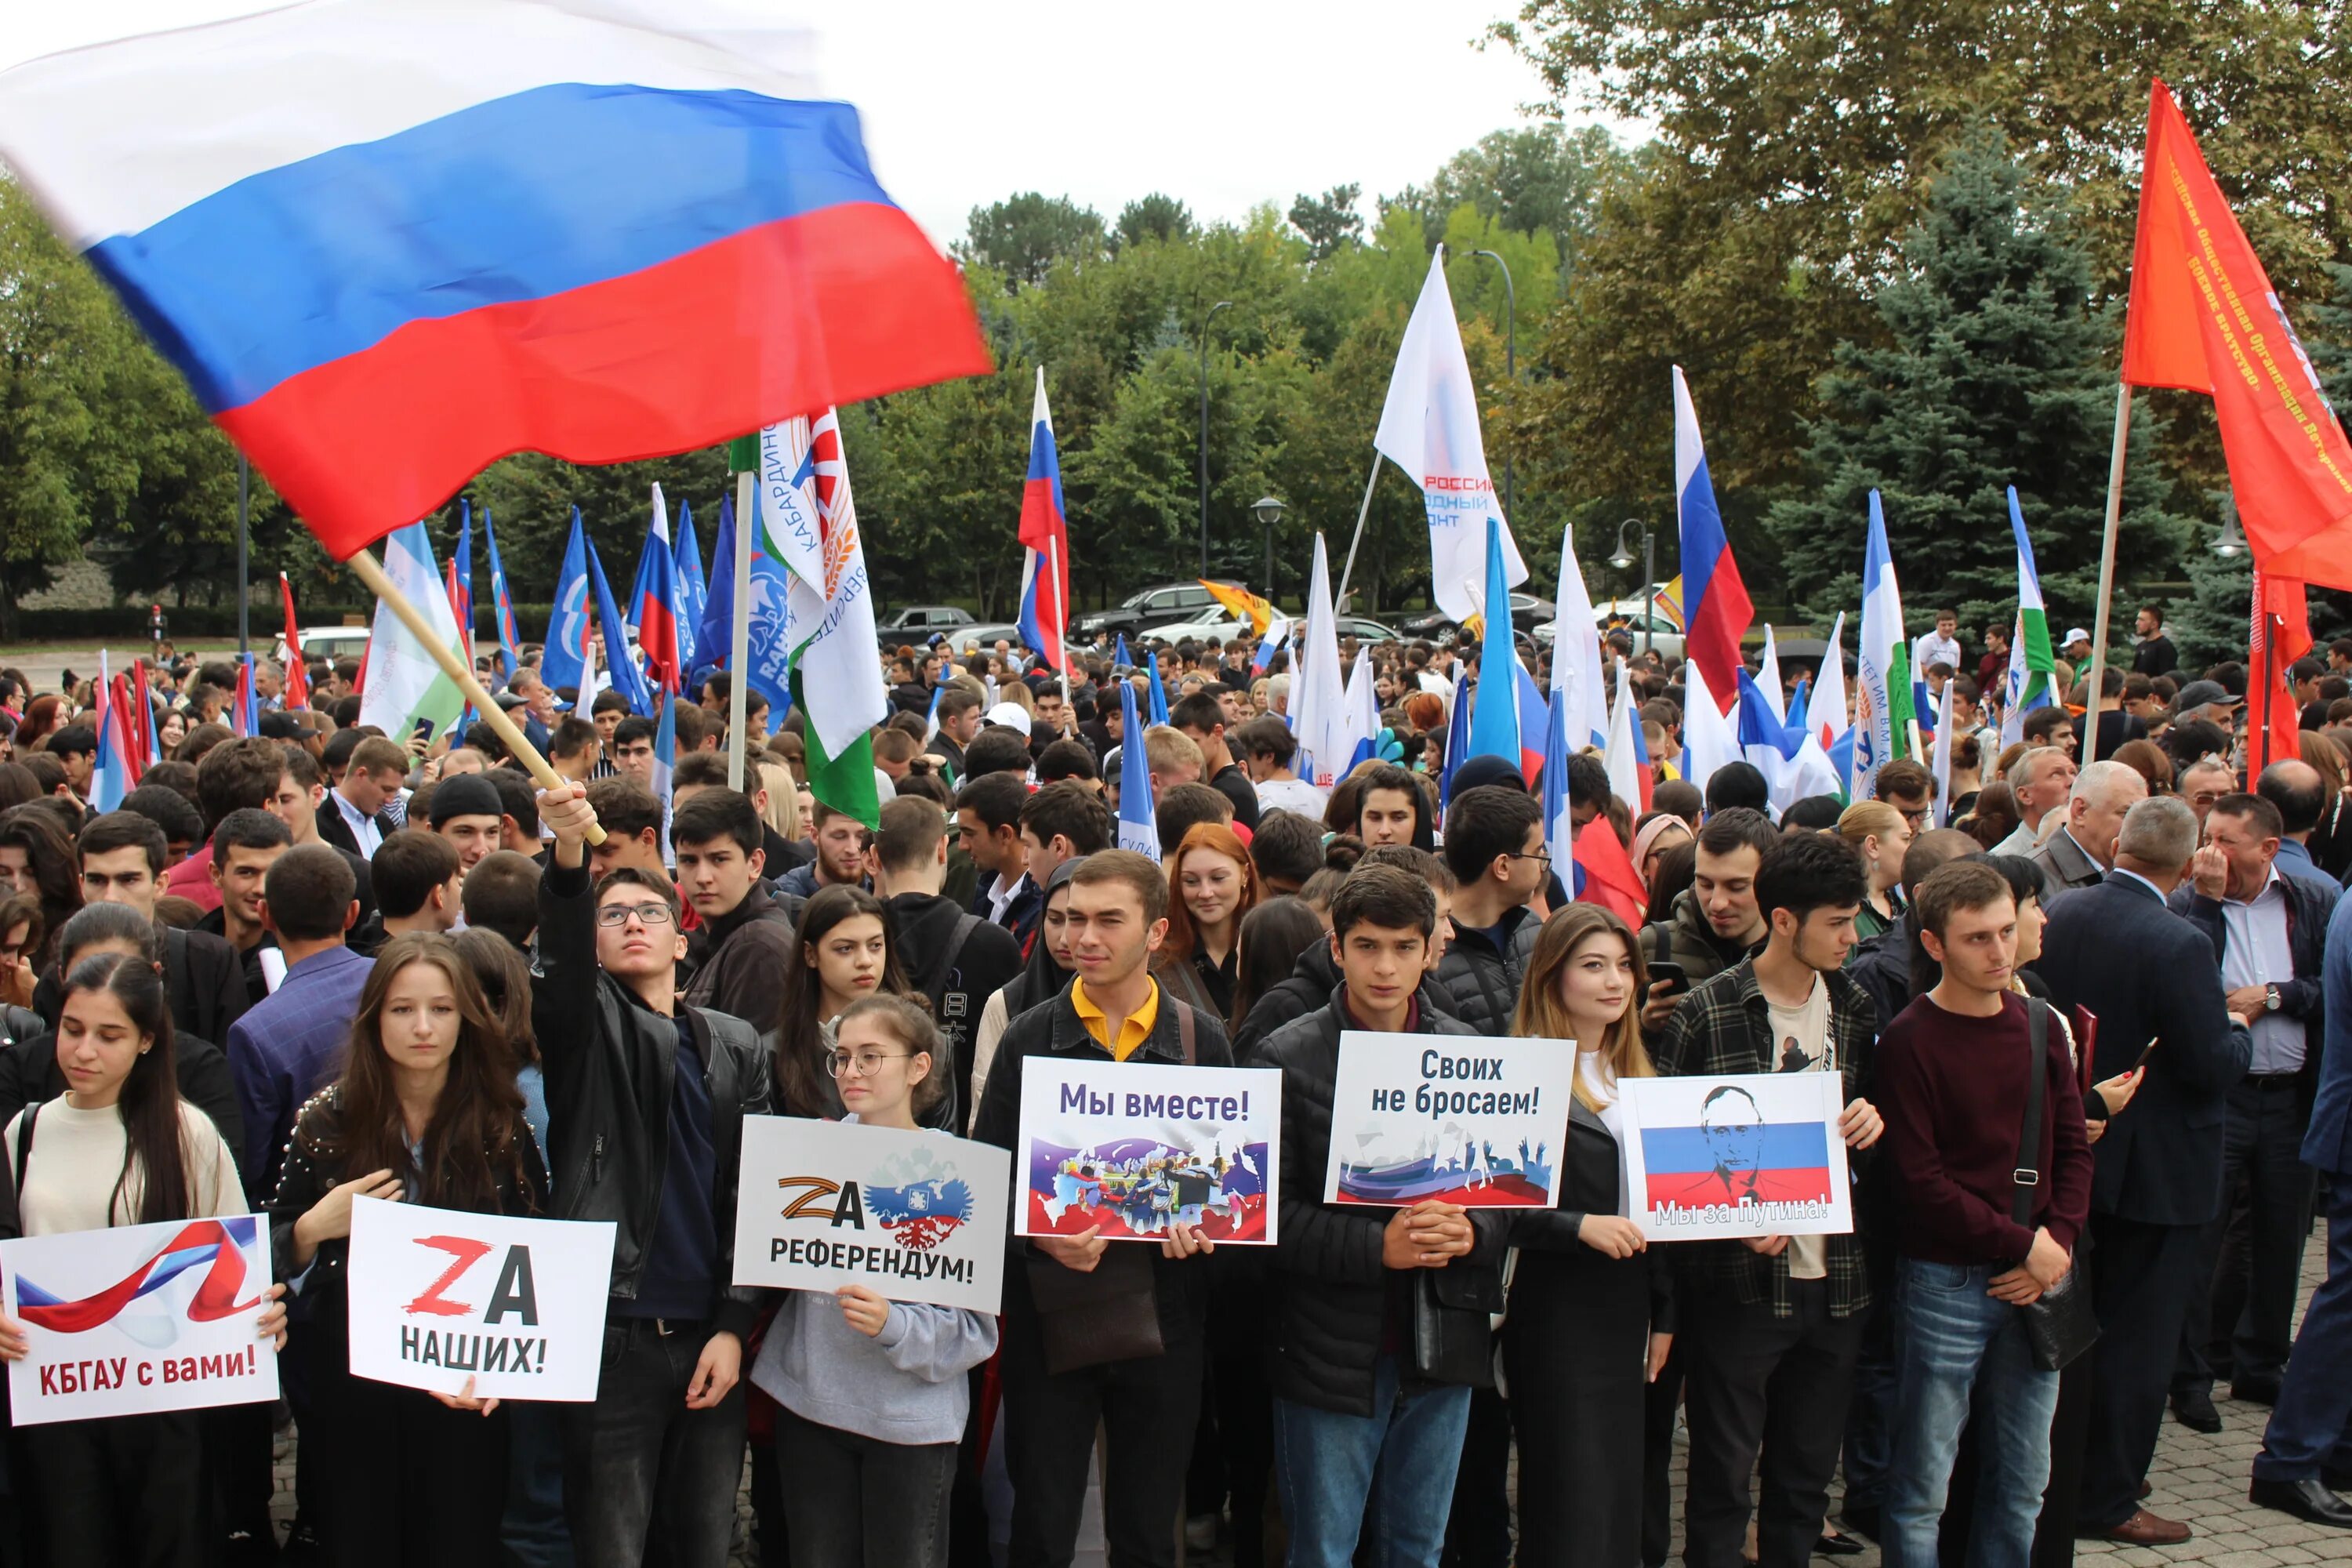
[[1374, 246, 1527, 624], [1681, 657, 1743, 800], [1806, 612, 1849, 752], [358, 523, 467, 742], [1549, 520, 1608, 753], [755, 408, 887, 758], [1292, 534, 1352, 789]]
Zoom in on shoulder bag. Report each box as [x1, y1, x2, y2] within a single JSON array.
[[2015, 1000, 2097, 1372]]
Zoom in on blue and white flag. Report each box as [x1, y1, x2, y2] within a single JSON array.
[[585, 528, 652, 717], [540, 512, 593, 697], [673, 498, 707, 670], [1251, 618, 1290, 676], [1116, 677, 1159, 858]]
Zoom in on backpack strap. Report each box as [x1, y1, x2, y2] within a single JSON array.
[[2013, 1000, 2050, 1229], [12, 1101, 38, 1203], [1176, 999, 1197, 1065], [931, 913, 985, 1014]]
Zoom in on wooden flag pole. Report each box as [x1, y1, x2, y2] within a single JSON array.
[[1333, 451, 1383, 612], [342, 546, 604, 844], [2082, 383, 2133, 768], [728, 469, 754, 792]]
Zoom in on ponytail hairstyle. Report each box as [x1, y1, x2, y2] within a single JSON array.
[[59, 951, 191, 1225]]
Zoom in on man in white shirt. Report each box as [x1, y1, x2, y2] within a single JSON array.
[[1991, 746, 2079, 857], [1233, 717, 1329, 817], [1911, 609, 1962, 684]]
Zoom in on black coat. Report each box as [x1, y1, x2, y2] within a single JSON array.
[[533, 858, 774, 1341], [887, 891, 1024, 1119], [1430, 905, 1540, 1036], [1254, 994, 1504, 1417], [33, 924, 249, 1049], [1508, 1096, 1674, 1332], [0, 1028, 245, 1174], [1232, 941, 1456, 1064], [2034, 873, 2251, 1227]]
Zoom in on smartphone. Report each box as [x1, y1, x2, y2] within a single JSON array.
[[2127, 1036, 2158, 1075], [410, 717, 435, 745], [1648, 960, 1690, 998]]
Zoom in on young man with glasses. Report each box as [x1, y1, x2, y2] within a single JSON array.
[[1432, 786, 1546, 1035], [1872, 759, 1936, 834], [534, 783, 774, 1568]]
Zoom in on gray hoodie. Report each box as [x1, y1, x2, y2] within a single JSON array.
[[746, 1117, 999, 1446]]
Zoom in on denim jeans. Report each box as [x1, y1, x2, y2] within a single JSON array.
[[561, 1319, 747, 1568], [1884, 1259, 2060, 1568], [1271, 1356, 1472, 1568]]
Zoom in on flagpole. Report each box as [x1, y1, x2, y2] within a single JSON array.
[[342, 547, 604, 844], [1046, 535, 1072, 713], [2082, 383, 2132, 767], [729, 469, 754, 792], [1333, 452, 1383, 612]]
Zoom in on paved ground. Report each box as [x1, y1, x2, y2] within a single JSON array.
[[265, 1231, 2340, 1564]]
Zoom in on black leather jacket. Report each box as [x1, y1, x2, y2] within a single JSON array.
[[535, 859, 773, 1341]]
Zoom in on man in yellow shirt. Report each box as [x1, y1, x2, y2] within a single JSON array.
[[971, 850, 1236, 1568]]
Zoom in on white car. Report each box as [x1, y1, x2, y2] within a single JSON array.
[[1136, 608, 1258, 645], [1533, 597, 1685, 662], [275, 626, 372, 666]]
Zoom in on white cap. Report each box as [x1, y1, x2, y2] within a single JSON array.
[[985, 702, 1032, 737], [2063, 627, 2091, 645]]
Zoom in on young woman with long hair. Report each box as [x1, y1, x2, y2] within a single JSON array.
[[269, 931, 546, 1567], [1154, 822, 1261, 1021], [1227, 896, 1328, 1047], [749, 994, 997, 1568], [1504, 904, 1672, 1568], [1836, 800, 1913, 942], [0, 952, 285, 1567], [0, 807, 82, 975], [771, 885, 912, 1120]]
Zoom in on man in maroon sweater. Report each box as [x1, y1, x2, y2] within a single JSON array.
[[1876, 860, 2092, 1568]]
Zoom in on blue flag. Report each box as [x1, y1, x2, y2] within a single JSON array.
[[673, 498, 707, 670], [688, 493, 793, 735], [1145, 651, 1170, 726], [1112, 633, 1132, 669], [586, 528, 652, 716], [1466, 516, 1522, 765], [1116, 677, 1160, 858], [541, 511, 594, 695], [1439, 676, 1474, 811], [481, 504, 522, 681]]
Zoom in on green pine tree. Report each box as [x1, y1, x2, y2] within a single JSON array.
[[1762, 129, 2191, 644]]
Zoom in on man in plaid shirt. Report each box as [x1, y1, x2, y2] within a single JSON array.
[[1651, 833, 1886, 1568]]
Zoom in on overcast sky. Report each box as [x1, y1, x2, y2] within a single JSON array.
[[2, 0, 1618, 248]]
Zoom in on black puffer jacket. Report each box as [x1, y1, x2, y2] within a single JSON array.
[[1254, 993, 1504, 1416], [535, 859, 774, 1342], [1233, 942, 1457, 1063], [1430, 905, 1541, 1036]]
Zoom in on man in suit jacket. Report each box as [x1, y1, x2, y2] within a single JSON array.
[[2034, 796, 2252, 1546], [2028, 760, 2144, 902], [317, 732, 405, 860], [2250, 887, 2352, 1526]]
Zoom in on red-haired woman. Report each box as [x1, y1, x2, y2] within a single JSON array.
[[1152, 821, 1261, 1021]]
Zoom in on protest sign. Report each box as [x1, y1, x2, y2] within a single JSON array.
[[2, 1216, 278, 1425], [734, 1116, 1011, 1313], [1621, 1072, 1853, 1241], [346, 1197, 615, 1402], [1015, 1060, 1279, 1245], [1322, 1032, 1574, 1207]]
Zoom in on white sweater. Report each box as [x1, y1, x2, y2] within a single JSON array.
[[5, 1099, 246, 1235]]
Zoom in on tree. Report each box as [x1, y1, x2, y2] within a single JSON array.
[[955, 194, 1106, 288], [1388, 124, 1624, 270], [1287, 185, 1363, 262], [1114, 194, 1195, 252], [1762, 132, 2191, 634]]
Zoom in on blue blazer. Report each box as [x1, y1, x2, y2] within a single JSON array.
[[2304, 894, 2352, 1176], [2033, 873, 2250, 1226]]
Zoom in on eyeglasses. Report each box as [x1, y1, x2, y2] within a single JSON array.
[[825, 1049, 912, 1079], [595, 901, 677, 928], [1896, 807, 1929, 827], [1509, 850, 1554, 866]]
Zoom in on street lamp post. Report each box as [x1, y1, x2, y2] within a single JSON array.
[[1470, 249, 1516, 521], [1254, 496, 1286, 602], [2211, 498, 2246, 558], [1608, 517, 1657, 658], [1199, 299, 1234, 577]]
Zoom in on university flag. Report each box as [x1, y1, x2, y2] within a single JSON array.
[[357, 523, 469, 742], [1116, 677, 1159, 858], [540, 513, 594, 697], [1853, 491, 1914, 799], [481, 505, 522, 681], [673, 498, 707, 670]]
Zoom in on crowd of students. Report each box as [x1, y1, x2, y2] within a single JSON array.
[[0, 601, 2346, 1568]]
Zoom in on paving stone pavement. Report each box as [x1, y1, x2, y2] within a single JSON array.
[[267, 1228, 2340, 1565]]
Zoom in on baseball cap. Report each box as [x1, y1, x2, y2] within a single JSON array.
[[2062, 627, 2091, 646], [985, 702, 1033, 737], [2173, 680, 2240, 712]]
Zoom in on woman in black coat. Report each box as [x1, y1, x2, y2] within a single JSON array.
[[1504, 904, 1675, 1568]]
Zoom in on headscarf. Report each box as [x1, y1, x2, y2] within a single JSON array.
[[996, 856, 1084, 1018]]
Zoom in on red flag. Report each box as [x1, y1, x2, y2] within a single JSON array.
[[279, 574, 309, 710], [2247, 566, 2310, 775], [2122, 80, 2352, 587], [1572, 818, 1648, 928]]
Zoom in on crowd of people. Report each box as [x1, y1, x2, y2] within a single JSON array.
[[0, 594, 2346, 1568]]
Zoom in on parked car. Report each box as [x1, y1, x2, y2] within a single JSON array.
[[1073, 581, 1239, 641], [1137, 608, 1261, 645], [1532, 597, 1685, 662], [1396, 591, 1554, 640], [877, 605, 975, 648], [276, 626, 372, 667]]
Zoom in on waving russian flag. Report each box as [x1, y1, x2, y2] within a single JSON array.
[[89, 652, 134, 813], [0, 2, 989, 560], [1671, 368, 1752, 712], [16, 1218, 265, 1333], [1018, 369, 1072, 673], [630, 486, 682, 696]]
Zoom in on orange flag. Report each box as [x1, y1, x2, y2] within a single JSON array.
[[2247, 567, 2310, 775], [2122, 80, 2352, 587]]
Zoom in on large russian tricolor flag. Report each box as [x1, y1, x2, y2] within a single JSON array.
[[1018, 368, 1072, 673], [1671, 368, 1752, 713], [0, 2, 989, 559]]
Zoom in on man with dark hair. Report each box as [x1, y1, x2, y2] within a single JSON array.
[[227, 843, 365, 1189], [368, 829, 463, 941], [1171, 691, 1260, 830], [1434, 786, 1545, 1035], [2254, 758, 2338, 893], [550, 714, 603, 785], [1018, 780, 1111, 887], [1845, 829, 1982, 1029], [270, 742, 377, 929], [927, 688, 983, 781], [670, 749, 732, 804], [964, 728, 1035, 782], [488, 766, 543, 855], [2020, 703, 2077, 759], [957, 772, 1040, 951], [590, 688, 630, 778], [870, 797, 1021, 1116], [319, 734, 408, 859], [1653, 779, 1703, 829], [1233, 716, 1327, 817], [2165, 792, 2334, 1435], [610, 716, 659, 789], [70, 810, 246, 1044], [533, 784, 772, 1568], [44, 724, 97, 803], [164, 735, 293, 911], [1036, 737, 1100, 789], [1255, 864, 1502, 1567], [1640, 807, 1777, 1029], [2070, 666, 2149, 760], [1877, 860, 2092, 1564], [2035, 797, 2250, 1545], [463, 851, 543, 953], [777, 801, 872, 899], [1155, 781, 1232, 852], [203, 808, 295, 1006], [971, 849, 1234, 1568], [1871, 759, 1935, 831], [673, 789, 797, 1028], [1653, 833, 1885, 1568], [1704, 760, 1770, 817], [1249, 809, 1323, 898], [2133, 604, 2178, 678], [121, 782, 204, 862], [429, 771, 508, 873], [587, 776, 670, 884]]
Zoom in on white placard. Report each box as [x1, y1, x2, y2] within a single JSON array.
[[1014, 1060, 1280, 1244], [733, 1116, 1010, 1314], [1322, 1031, 1576, 1207], [345, 1197, 615, 1401], [1620, 1072, 1853, 1240], [3, 1216, 279, 1425]]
